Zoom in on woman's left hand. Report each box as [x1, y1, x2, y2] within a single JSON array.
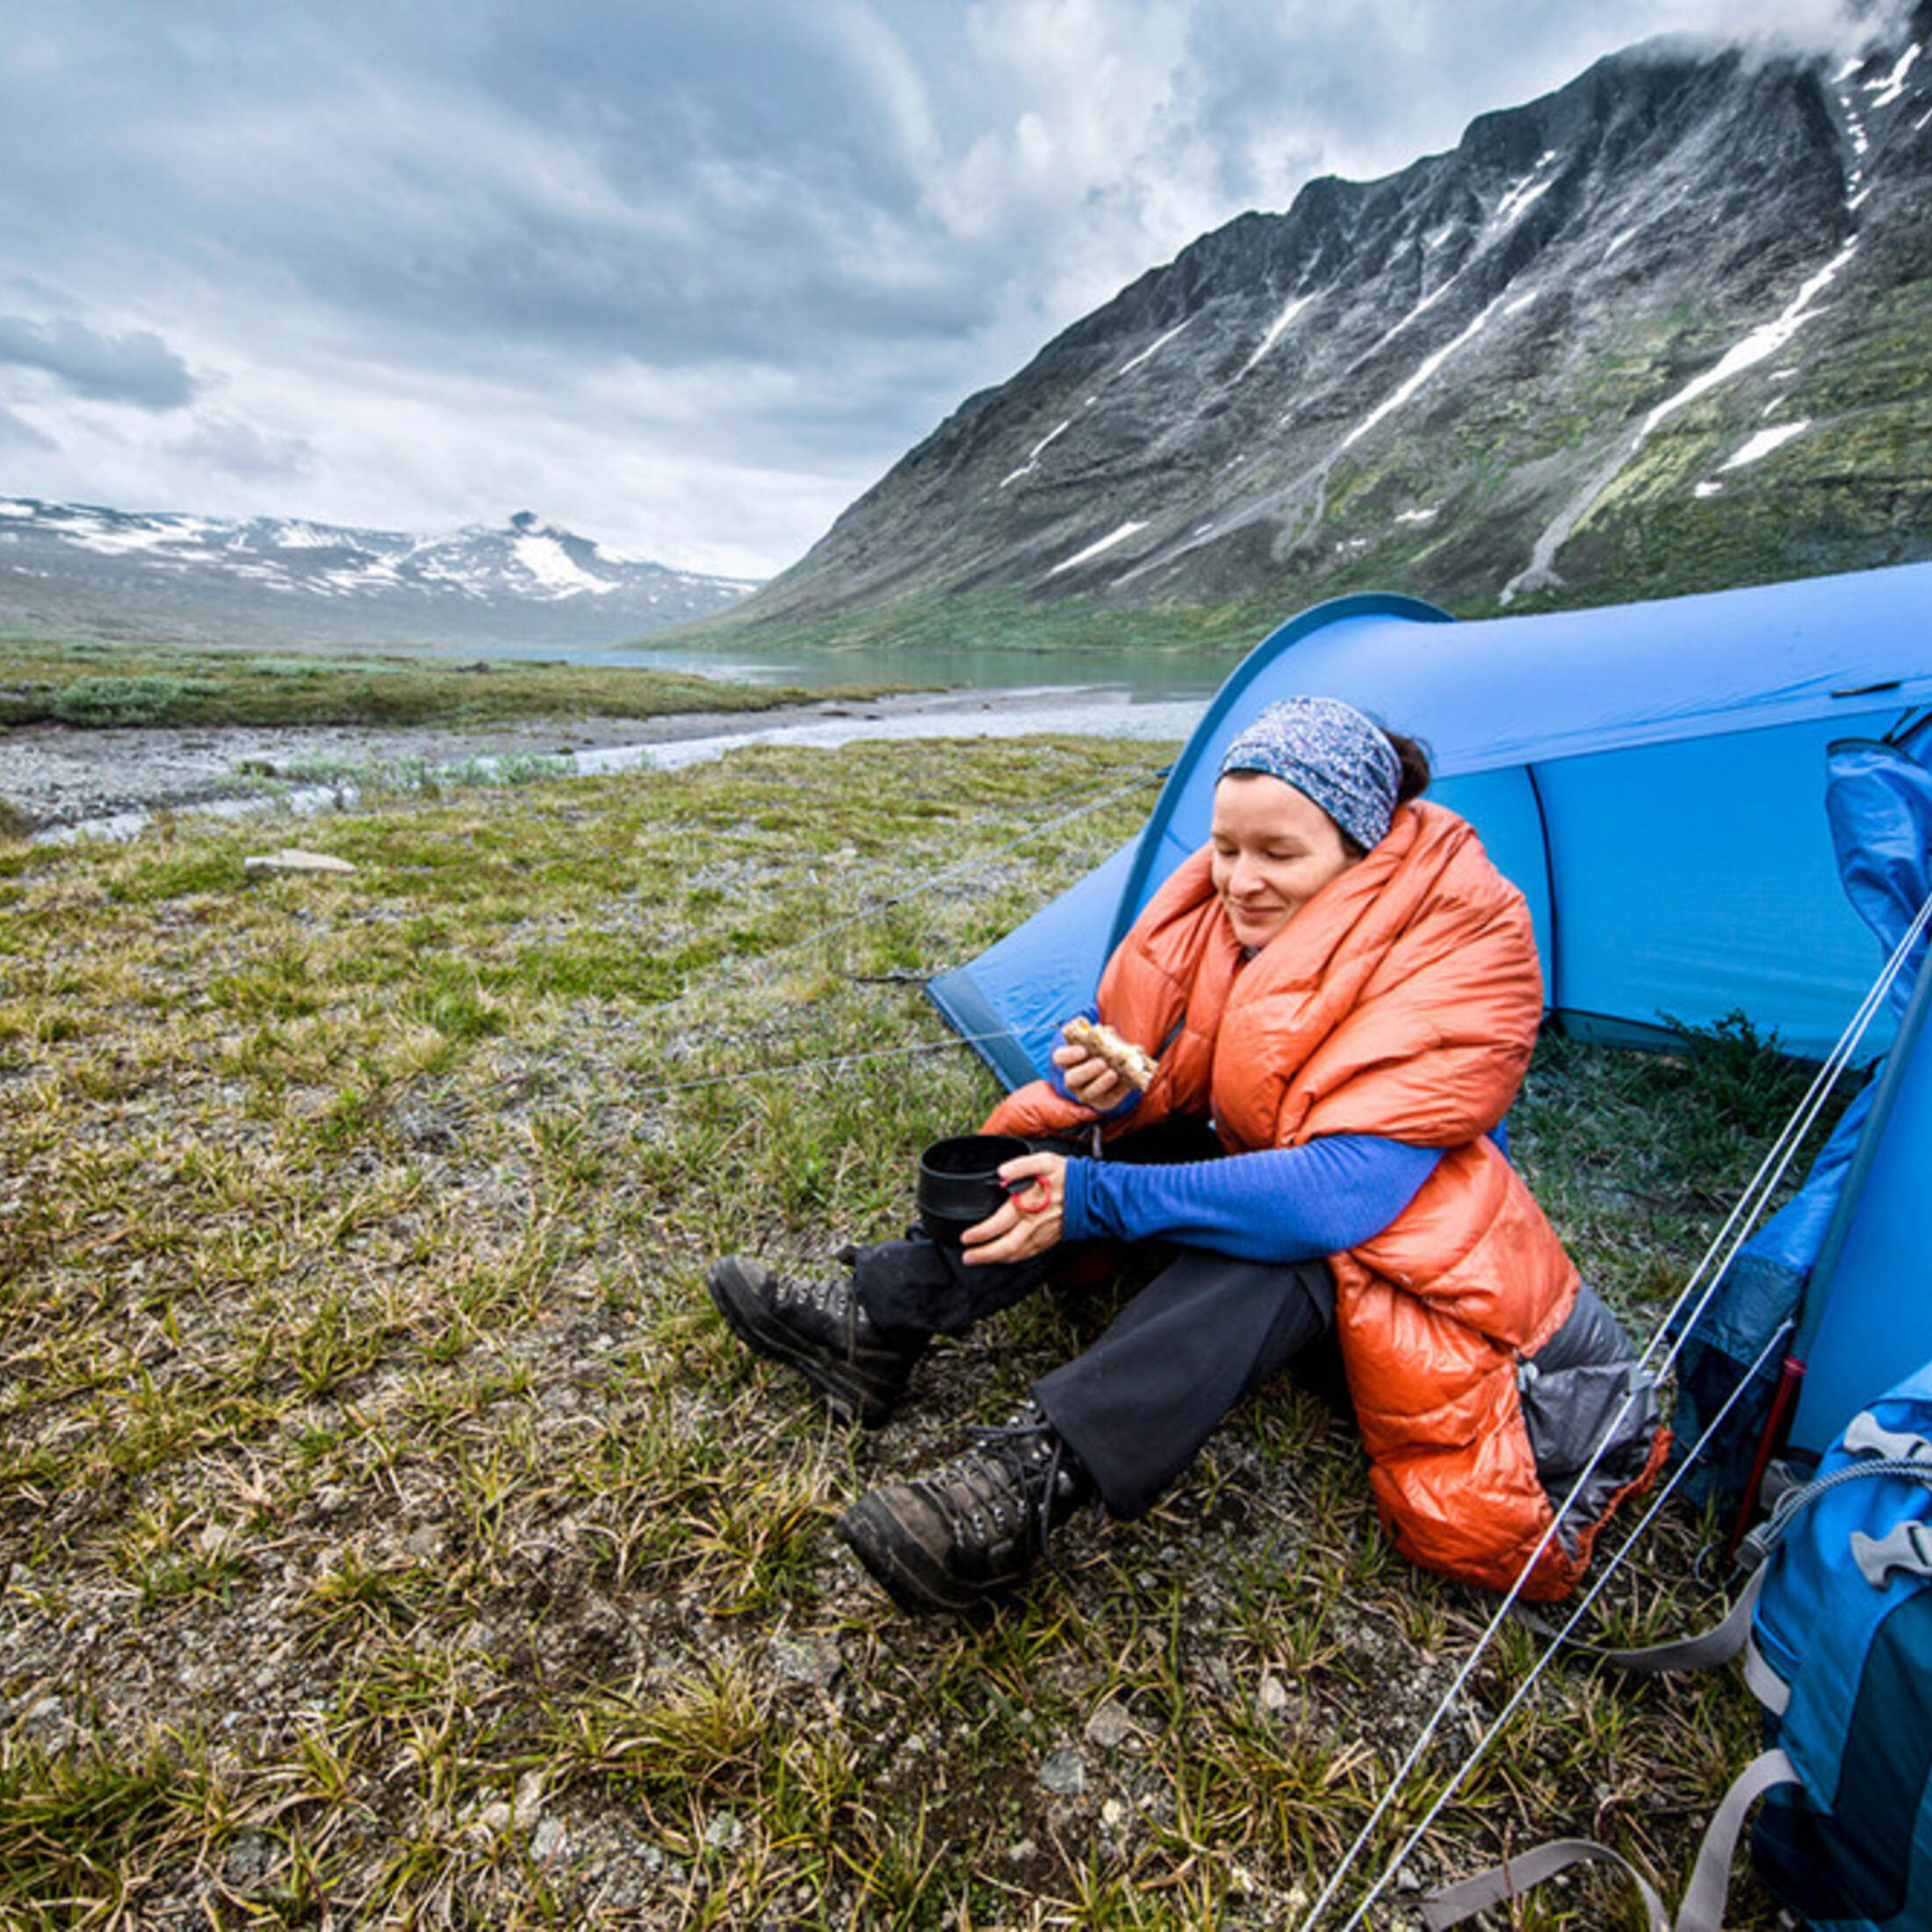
[[959, 1152, 1067, 1266]]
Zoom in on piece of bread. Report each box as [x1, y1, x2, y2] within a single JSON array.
[[1063, 1016, 1158, 1092]]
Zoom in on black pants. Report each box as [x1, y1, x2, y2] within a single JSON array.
[[852, 1204, 1335, 1522]]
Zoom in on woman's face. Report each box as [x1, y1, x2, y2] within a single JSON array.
[[1209, 772, 1358, 948]]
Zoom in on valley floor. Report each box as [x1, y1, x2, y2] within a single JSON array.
[[0, 736, 1809, 1928]]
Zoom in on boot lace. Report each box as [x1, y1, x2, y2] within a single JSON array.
[[771, 1272, 863, 1359], [955, 1409, 1078, 1558]]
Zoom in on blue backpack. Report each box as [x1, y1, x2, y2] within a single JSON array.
[[1424, 1359, 1932, 1930], [1734, 1361, 1932, 1928]]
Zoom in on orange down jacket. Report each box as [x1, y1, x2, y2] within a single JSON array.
[[984, 800, 1665, 1600]]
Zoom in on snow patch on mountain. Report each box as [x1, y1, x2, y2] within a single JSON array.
[[1341, 292, 1526, 451], [1866, 42, 1921, 106], [999, 421, 1072, 489], [1641, 241, 1857, 440], [1493, 152, 1561, 228], [512, 533, 619, 597], [1240, 295, 1314, 378], [1049, 520, 1149, 576], [1722, 421, 1812, 468], [1118, 321, 1191, 378]]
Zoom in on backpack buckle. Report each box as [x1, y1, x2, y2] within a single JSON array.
[[1842, 1413, 1932, 1464], [1850, 1518, 1932, 1589]]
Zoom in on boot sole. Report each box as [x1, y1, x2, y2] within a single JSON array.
[[837, 1492, 989, 1614], [706, 1259, 909, 1429]]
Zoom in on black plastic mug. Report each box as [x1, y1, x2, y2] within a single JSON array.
[[916, 1134, 1030, 1247]]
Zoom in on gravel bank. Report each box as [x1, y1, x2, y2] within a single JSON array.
[[0, 697, 952, 835], [0, 687, 1204, 839]]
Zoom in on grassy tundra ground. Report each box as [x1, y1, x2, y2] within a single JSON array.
[[0, 635, 902, 734], [0, 737, 1817, 1928]]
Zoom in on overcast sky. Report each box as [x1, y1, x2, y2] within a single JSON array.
[[0, 1, 1905, 578]]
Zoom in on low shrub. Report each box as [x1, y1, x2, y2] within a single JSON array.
[[49, 674, 221, 727]]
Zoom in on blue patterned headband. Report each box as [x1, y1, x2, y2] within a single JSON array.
[[1217, 697, 1401, 851]]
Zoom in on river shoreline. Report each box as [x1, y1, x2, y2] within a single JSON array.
[[1, 683, 1204, 838]]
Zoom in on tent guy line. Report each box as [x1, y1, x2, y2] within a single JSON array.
[[693, 761, 1171, 1003], [451, 755, 1171, 1115], [1344, 1298, 1807, 1931], [933, 566, 1932, 1084], [644, 757, 1173, 1029], [570, 1029, 1054, 1111]]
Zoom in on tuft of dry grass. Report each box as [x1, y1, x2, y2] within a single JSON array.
[[0, 736, 1810, 1927]]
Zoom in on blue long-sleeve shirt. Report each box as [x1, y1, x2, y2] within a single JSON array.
[[1062, 1135, 1442, 1264]]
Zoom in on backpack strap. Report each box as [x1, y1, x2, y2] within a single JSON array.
[[1431, 1440, 1932, 1928], [1419, 1837, 1670, 1930], [1512, 1449, 1932, 1682], [1512, 1565, 1765, 1676], [1671, 1750, 1798, 1932], [1421, 1752, 1798, 1932]]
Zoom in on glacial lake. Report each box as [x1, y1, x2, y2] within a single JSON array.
[[449, 628, 1245, 706]]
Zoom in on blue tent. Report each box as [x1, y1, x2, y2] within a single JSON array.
[[928, 560, 1932, 1462]]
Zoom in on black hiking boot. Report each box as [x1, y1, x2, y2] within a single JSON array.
[[838, 1402, 1094, 1612], [706, 1256, 926, 1428]]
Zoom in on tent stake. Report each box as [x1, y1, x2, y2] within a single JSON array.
[[1727, 1354, 1806, 1561]]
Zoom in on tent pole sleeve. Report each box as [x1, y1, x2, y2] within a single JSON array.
[[1523, 759, 1561, 1017]]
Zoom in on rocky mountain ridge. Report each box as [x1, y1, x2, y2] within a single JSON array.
[[739, 7, 1932, 627], [0, 501, 759, 650]]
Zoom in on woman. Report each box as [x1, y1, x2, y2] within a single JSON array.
[[709, 697, 1666, 1614]]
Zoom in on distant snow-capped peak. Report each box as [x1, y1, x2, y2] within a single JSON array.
[[0, 497, 760, 605], [0, 496, 762, 645]]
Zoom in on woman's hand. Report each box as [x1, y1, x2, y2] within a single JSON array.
[[959, 1152, 1067, 1266], [1054, 1040, 1131, 1114]]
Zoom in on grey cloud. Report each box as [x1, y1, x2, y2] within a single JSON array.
[[266, 179, 984, 375], [1177, 0, 1884, 192], [0, 7, 1675, 391], [0, 3, 980, 378], [0, 316, 198, 409], [0, 404, 57, 452], [173, 417, 317, 482]]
